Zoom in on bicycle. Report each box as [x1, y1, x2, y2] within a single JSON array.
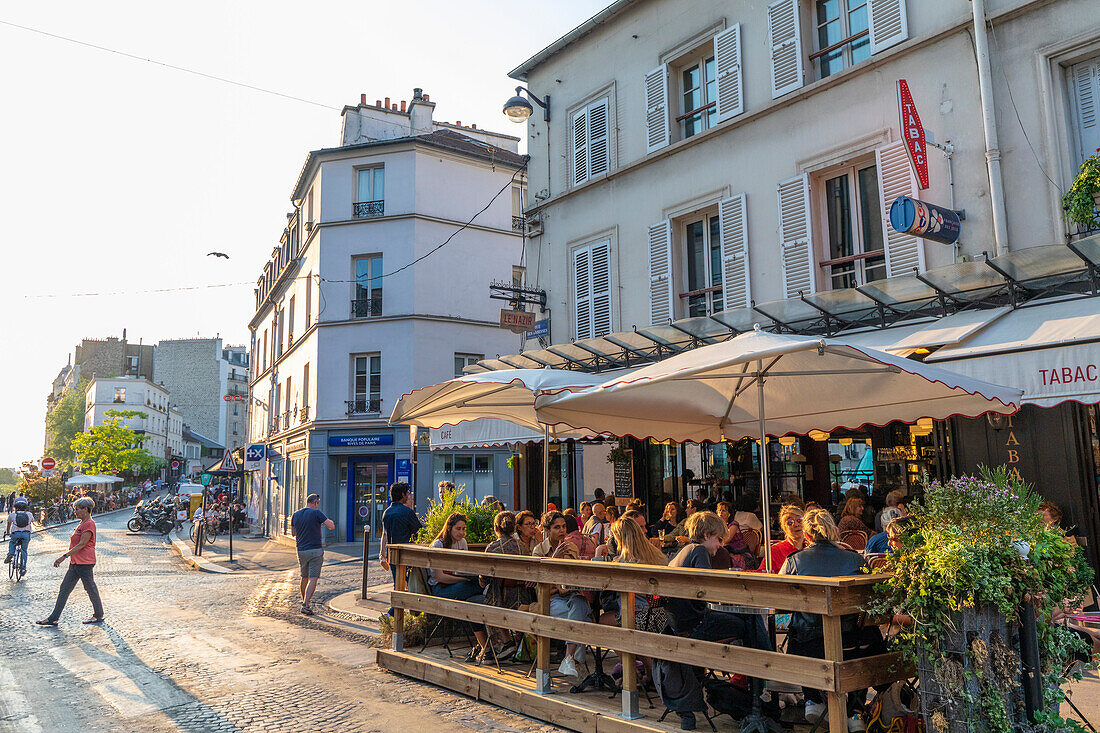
[[3, 532, 28, 582], [189, 521, 216, 545]]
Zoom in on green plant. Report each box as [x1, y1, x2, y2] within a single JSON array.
[[1063, 149, 1100, 228], [506, 454, 518, 469], [866, 466, 1093, 732], [606, 446, 631, 463], [378, 611, 429, 647], [415, 487, 497, 544]]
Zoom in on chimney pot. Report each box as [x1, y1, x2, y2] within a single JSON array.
[[361, 93, 366, 104], [375, 99, 382, 107], [392, 104, 397, 111], [384, 96, 391, 108], [471, 123, 477, 129], [423, 94, 429, 102], [456, 120, 461, 126], [400, 100, 406, 112]]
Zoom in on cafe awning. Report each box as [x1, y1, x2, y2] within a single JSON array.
[[430, 419, 548, 450]]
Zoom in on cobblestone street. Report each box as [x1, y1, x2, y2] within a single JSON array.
[[0, 511, 561, 733]]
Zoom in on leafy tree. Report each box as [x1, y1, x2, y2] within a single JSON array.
[[71, 409, 160, 477], [0, 467, 17, 484], [17, 461, 60, 504], [45, 377, 88, 464]]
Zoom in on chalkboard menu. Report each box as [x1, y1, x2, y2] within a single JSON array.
[[613, 449, 634, 499]]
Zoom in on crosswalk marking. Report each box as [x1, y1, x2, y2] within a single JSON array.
[[0, 658, 44, 732], [46, 642, 191, 718]]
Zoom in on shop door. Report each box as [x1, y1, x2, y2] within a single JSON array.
[[351, 459, 390, 541]]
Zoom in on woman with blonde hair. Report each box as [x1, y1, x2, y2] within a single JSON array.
[[767, 504, 805, 572], [612, 516, 668, 567]]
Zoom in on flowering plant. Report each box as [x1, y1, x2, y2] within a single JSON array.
[[1063, 149, 1100, 229]]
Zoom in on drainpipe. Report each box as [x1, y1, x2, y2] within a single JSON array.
[[971, 0, 1009, 256]]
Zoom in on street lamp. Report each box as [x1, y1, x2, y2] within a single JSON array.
[[503, 86, 550, 122]]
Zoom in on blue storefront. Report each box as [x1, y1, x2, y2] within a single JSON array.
[[326, 429, 420, 542]]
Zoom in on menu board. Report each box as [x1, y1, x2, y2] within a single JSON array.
[[613, 450, 634, 500]]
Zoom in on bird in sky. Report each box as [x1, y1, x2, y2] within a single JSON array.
[[207, 252, 230, 259]]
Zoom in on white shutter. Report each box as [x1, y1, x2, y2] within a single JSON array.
[[645, 64, 670, 154], [876, 140, 925, 277], [868, 0, 909, 55], [777, 174, 815, 298], [714, 24, 744, 123], [574, 247, 592, 339], [588, 98, 610, 178], [768, 0, 804, 99], [648, 220, 673, 324], [572, 107, 589, 186], [590, 240, 612, 337], [718, 194, 750, 310], [1070, 57, 1100, 164]]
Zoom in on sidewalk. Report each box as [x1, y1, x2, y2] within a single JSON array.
[[168, 527, 374, 574], [327, 581, 394, 623]]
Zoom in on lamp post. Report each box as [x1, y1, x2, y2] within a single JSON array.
[[502, 86, 550, 123]]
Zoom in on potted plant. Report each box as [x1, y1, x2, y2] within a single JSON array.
[[606, 445, 631, 463], [1063, 148, 1100, 230], [867, 467, 1093, 733], [415, 486, 497, 547]]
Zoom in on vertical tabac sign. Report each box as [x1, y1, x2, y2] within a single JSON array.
[[897, 80, 930, 190]]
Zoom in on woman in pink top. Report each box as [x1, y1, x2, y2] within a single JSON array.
[[37, 497, 104, 626]]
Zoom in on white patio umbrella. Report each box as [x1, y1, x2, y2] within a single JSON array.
[[535, 328, 1023, 570], [65, 474, 102, 487], [390, 369, 623, 508]]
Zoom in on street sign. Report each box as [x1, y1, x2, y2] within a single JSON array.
[[890, 196, 961, 245], [244, 443, 266, 470], [218, 449, 238, 472], [171, 460, 180, 470], [200, 473, 212, 486], [525, 318, 549, 339], [40, 457, 56, 471], [500, 308, 535, 334], [42, 469, 54, 478], [897, 79, 930, 190]]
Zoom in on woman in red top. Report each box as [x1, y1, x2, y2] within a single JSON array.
[[767, 504, 806, 572], [37, 497, 104, 626]]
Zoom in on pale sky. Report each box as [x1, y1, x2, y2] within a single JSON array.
[[0, 0, 608, 468]]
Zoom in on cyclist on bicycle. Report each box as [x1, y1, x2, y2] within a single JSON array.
[[5, 499, 33, 577]]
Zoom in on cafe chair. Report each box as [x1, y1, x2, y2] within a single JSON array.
[[741, 528, 762, 556], [840, 529, 868, 552]]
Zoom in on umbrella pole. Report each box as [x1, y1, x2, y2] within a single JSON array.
[[542, 425, 550, 511], [758, 360, 774, 573]]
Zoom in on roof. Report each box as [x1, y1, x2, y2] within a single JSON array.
[[509, 0, 640, 80], [290, 129, 528, 202], [182, 426, 224, 451]]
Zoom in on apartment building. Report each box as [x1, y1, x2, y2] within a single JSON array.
[[83, 376, 183, 463]]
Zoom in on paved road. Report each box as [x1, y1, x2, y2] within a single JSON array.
[[0, 509, 560, 733]]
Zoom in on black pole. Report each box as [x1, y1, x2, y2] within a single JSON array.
[[1019, 600, 1043, 724], [228, 490, 234, 563], [361, 524, 370, 600]]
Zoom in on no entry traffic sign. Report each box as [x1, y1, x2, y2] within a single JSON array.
[[41, 457, 56, 471]]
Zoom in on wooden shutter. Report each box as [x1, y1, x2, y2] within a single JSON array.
[[590, 240, 612, 337], [868, 0, 909, 55], [645, 64, 670, 154], [777, 174, 815, 298], [572, 107, 589, 186], [1070, 57, 1100, 164], [714, 24, 744, 123], [718, 194, 750, 310], [648, 220, 673, 324], [588, 98, 610, 179], [876, 140, 924, 277], [574, 247, 592, 339], [768, 0, 803, 99]]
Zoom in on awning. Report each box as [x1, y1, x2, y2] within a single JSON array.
[[430, 419, 546, 450], [924, 298, 1100, 407]]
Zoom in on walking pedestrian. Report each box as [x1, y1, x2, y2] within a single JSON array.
[[36, 498, 104, 626], [379, 482, 422, 616], [290, 493, 335, 615]]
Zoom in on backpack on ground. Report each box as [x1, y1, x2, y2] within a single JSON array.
[[14, 511, 30, 529]]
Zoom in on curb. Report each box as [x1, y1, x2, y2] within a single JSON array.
[[326, 590, 389, 623], [166, 530, 241, 574]]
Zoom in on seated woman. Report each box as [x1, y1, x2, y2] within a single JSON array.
[[534, 510, 591, 678], [563, 513, 599, 559], [779, 508, 884, 729], [1040, 501, 1078, 546], [650, 501, 684, 543], [514, 510, 541, 555], [837, 496, 872, 536], [428, 512, 489, 660], [715, 501, 757, 570], [481, 511, 534, 659], [767, 504, 805, 572]]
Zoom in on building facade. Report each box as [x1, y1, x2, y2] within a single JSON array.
[[247, 88, 527, 542], [83, 376, 183, 464]]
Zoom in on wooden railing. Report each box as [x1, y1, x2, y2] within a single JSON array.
[[387, 544, 907, 733]]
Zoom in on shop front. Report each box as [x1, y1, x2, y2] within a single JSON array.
[[428, 419, 522, 510], [328, 431, 407, 542]]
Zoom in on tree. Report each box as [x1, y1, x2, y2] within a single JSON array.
[[0, 467, 17, 485], [45, 378, 88, 464], [17, 461, 55, 504], [71, 409, 161, 477]]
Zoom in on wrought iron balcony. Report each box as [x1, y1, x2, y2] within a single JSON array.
[[346, 398, 382, 417], [353, 200, 384, 219], [282, 411, 291, 430], [298, 405, 309, 424], [512, 216, 525, 233], [351, 298, 382, 318]]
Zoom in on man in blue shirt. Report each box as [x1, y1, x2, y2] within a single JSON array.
[[380, 482, 422, 615], [291, 493, 335, 615]]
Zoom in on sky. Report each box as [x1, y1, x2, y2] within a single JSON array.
[[0, 0, 609, 468]]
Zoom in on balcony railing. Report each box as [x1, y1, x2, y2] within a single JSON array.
[[512, 215, 525, 233], [353, 200, 384, 219], [298, 405, 309, 424], [346, 398, 382, 417], [351, 298, 382, 318], [282, 411, 291, 430]]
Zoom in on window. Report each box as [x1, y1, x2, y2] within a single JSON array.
[[305, 273, 312, 326], [306, 188, 314, 224], [818, 162, 885, 289], [678, 53, 716, 139], [432, 453, 495, 504], [126, 355, 139, 375], [352, 255, 383, 317], [571, 97, 610, 186], [511, 185, 527, 232], [302, 363, 310, 415], [1069, 55, 1100, 167], [813, 0, 870, 79], [276, 309, 284, 358], [354, 167, 385, 218], [113, 387, 126, 404], [573, 239, 612, 339], [682, 214, 724, 316], [352, 355, 382, 414], [232, 424, 238, 436], [454, 354, 483, 378], [262, 329, 268, 370], [233, 403, 238, 416], [512, 265, 526, 288], [287, 296, 296, 345]]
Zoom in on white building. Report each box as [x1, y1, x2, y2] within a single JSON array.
[[248, 88, 527, 541], [83, 376, 183, 465]]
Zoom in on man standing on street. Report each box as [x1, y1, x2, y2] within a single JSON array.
[[290, 493, 335, 616], [379, 482, 422, 615]]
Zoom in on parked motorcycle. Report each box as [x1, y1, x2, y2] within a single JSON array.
[[127, 497, 174, 534]]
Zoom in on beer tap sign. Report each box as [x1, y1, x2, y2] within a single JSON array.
[[897, 79, 929, 190]]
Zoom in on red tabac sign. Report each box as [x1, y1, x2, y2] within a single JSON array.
[[897, 80, 929, 190]]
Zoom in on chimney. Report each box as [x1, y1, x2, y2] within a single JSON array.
[[408, 87, 435, 135], [384, 96, 391, 108], [456, 120, 461, 126], [375, 99, 382, 107], [360, 93, 366, 105], [400, 100, 406, 112]]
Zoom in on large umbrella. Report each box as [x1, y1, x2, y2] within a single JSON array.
[[390, 369, 622, 509], [535, 329, 1023, 570], [65, 474, 102, 487]]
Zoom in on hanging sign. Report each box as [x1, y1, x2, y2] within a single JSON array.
[[897, 80, 930, 190], [500, 309, 535, 334], [890, 196, 961, 245]]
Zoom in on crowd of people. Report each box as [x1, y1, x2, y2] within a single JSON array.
[[3, 484, 158, 526]]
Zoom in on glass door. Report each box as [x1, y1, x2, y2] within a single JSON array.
[[352, 459, 390, 540]]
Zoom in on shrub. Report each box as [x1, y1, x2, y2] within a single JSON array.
[[415, 487, 497, 545]]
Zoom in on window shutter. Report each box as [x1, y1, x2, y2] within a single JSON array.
[[777, 174, 815, 298], [768, 0, 804, 99], [718, 193, 750, 310], [648, 220, 673, 324], [876, 140, 924, 277], [714, 24, 744, 123], [645, 64, 670, 154], [588, 98, 610, 178], [574, 247, 592, 339], [1070, 57, 1100, 164], [572, 107, 589, 185], [868, 0, 909, 55], [590, 240, 612, 337]]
